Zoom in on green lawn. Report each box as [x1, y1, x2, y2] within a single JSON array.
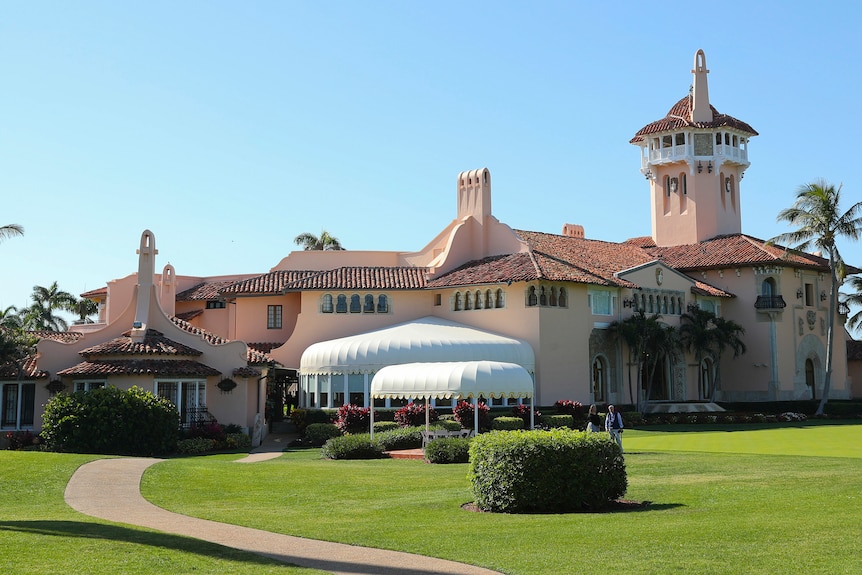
[[4, 423, 862, 574], [0, 451, 326, 575]]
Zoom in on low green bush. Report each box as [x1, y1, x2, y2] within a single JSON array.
[[372, 421, 400, 433], [435, 419, 463, 431], [468, 428, 626, 513], [290, 408, 332, 433], [492, 416, 524, 431], [305, 423, 341, 446], [225, 432, 252, 451], [540, 414, 573, 429], [177, 437, 218, 454], [375, 426, 422, 450], [424, 437, 470, 464], [321, 433, 385, 459]]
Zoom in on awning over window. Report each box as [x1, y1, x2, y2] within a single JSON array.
[[371, 360, 534, 400], [299, 316, 535, 375]]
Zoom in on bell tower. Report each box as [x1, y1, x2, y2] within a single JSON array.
[[630, 50, 758, 247]]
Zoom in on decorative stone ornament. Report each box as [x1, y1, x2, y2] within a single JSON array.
[[217, 378, 237, 394]]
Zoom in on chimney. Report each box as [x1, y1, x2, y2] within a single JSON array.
[[562, 223, 584, 238]]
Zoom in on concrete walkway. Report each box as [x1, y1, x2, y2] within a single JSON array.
[[64, 435, 502, 575]]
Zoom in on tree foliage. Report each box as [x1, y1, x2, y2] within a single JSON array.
[[294, 230, 345, 251]]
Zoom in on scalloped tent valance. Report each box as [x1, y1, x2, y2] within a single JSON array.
[[299, 316, 535, 375], [371, 361, 533, 400]]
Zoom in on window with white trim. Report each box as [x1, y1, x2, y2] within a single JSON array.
[[588, 289, 614, 315], [75, 380, 106, 392], [156, 380, 207, 428], [267, 305, 282, 329], [1, 382, 35, 429]]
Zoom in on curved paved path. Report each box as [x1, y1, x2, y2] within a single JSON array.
[[64, 441, 501, 575]]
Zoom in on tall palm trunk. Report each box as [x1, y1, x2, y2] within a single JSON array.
[[816, 246, 839, 415]]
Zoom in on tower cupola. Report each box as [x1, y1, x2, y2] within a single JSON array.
[[630, 50, 758, 247]]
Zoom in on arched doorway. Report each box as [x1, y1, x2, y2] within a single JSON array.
[[592, 356, 607, 403], [643, 355, 671, 401], [700, 357, 714, 400], [805, 358, 816, 399]]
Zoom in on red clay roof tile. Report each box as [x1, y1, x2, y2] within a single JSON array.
[[57, 359, 221, 377], [79, 329, 204, 358], [630, 95, 758, 143]]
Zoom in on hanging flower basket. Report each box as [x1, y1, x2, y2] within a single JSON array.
[[46, 380, 66, 393], [217, 378, 237, 393]]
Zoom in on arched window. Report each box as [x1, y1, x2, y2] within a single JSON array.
[[558, 287, 567, 308], [648, 295, 655, 313], [322, 294, 333, 313], [363, 294, 375, 313], [350, 294, 361, 313], [377, 294, 389, 313], [475, 290, 483, 309], [549, 287, 558, 307], [495, 289, 505, 308], [592, 356, 606, 402], [465, 291, 473, 310], [485, 290, 493, 309], [527, 286, 538, 307], [454, 292, 462, 311], [762, 277, 776, 297], [336, 295, 347, 313], [539, 286, 547, 306]]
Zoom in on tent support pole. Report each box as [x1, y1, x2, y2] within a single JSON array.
[[370, 400, 375, 439], [473, 396, 479, 435]]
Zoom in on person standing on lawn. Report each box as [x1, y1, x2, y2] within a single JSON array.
[[587, 404, 602, 433], [605, 404, 624, 452]]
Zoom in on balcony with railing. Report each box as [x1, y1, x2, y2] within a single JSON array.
[[754, 295, 787, 311]]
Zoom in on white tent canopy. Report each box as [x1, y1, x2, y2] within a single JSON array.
[[300, 316, 535, 376], [371, 361, 534, 400], [369, 360, 535, 437]]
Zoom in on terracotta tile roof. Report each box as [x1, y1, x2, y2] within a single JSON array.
[[57, 359, 221, 377], [233, 366, 262, 378], [426, 253, 539, 288], [0, 356, 48, 380], [175, 309, 204, 321], [646, 234, 836, 272], [692, 280, 734, 298], [79, 329, 204, 358], [219, 270, 322, 296], [623, 236, 657, 248], [176, 280, 238, 301], [516, 230, 656, 287], [80, 287, 107, 298], [169, 316, 275, 365], [248, 342, 285, 355], [222, 267, 428, 295], [847, 340, 862, 362], [31, 331, 85, 344], [630, 95, 758, 143]]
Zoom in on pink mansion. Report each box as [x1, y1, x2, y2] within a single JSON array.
[[4, 51, 856, 437]]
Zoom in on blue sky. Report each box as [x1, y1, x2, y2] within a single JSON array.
[[1, 1, 861, 325]]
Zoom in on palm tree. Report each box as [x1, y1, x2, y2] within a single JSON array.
[[680, 306, 718, 400], [0, 305, 23, 329], [642, 322, 682, 416], [0, 224, 24, 243], [71, 297, 99, 325], [609, 310, 667, 411], [770, 180, 862, 415], [843, 276, 862, 333], [24, 282, 77, 331], [710, 315, 747, 402], [294, 230, 345, 251]]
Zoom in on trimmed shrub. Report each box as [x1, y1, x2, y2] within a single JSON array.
[[435, 419, 463, 431], [511, 403, 541, 428], [305, 423, 341, 446], [492, 416, 524, 431], [541, 414, 574, 429], [394, 402, 438, 427], [184, 422, 227, 443], [177, 437, 218, 454], [41, 386, 179, 456], [321, 433, 385, 460], [335, 404, 370, 433], [373, 421, 400, 433], [225, 432, 252, 451], [375, 426, 423, 451], [468, 428, 627, 513], [290, 408, 331, 433], [425, 437, 470, 464], [454, 400, 491, 431]]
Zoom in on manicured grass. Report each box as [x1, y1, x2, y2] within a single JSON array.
[[0, 451, 326, 575], [142, 423, 862, 575]]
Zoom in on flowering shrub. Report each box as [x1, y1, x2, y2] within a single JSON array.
[[335, 404, 370, 433], [511, 403, 541, 428], [454, 401, 491, 431], [185, 422, 226, 443], [394, 402, 438, 427], [5, 430, 37, 450], [778, 412, 807, 422], [553, 400, 584, 416]]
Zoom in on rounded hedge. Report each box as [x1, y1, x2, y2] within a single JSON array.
[[492, 416, 524, 431], [41, 386, 179, 456], [468, 428, 626, 513], [424, 437, 470, 464], [305, 423, 341, 445], [321, 433, 385, 459], [540, 414, 574, 429]]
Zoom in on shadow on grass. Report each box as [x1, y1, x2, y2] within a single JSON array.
[[633, 419, 862, 433], [0, 520, 288, 567]]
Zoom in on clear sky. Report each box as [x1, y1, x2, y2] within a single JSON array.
[[1, 1, 861, 327]]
